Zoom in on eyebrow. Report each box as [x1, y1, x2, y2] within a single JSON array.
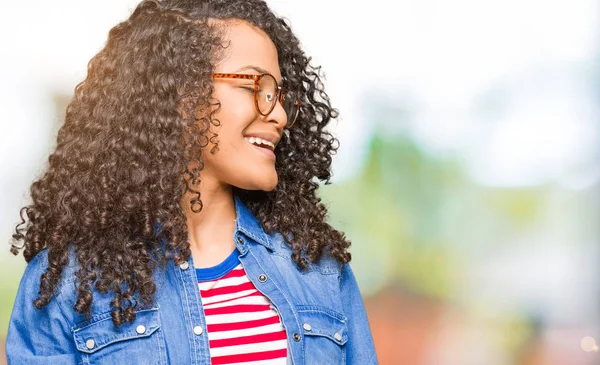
[[235, 65, 283, 86]]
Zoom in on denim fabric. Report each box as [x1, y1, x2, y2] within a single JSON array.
[[6, 196, 378, 364]]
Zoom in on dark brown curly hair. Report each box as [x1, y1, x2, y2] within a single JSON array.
[[10, 0, 351, 327]]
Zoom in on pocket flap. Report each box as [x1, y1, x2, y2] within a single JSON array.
[[297, 306, 348, 345], [72, 307, 160, 354]]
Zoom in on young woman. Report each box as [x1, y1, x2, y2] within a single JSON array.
[[6, 0, 377, 364]]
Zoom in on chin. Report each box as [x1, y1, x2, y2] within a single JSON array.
[[262, 182, 278, 192], [235, 175, 278, 192], [252, 168, 278, 191], [258, 177, 278, 192]]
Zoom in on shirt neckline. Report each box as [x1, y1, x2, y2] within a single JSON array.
[[195, 248, 240, 281]]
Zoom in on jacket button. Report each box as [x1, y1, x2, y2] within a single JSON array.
[[303, 323, 312, 331], [258, 274, 267, 282], [179, 262, 189, 270], [85, 339, 95, 349], [236, 237, 244, 244], [334, 332, 342, 342], [293, 333, 301, 342], [193, 326, 203, 335], [136, 325, 146, 334]]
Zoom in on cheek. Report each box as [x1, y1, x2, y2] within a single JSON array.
[[210, 96, 255, 152], [202, 107, 251, 169], [214, 88, 256, 125]]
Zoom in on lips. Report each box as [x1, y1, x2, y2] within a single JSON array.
[[244, 136, 276, 151], [246, 139, 276, 159]]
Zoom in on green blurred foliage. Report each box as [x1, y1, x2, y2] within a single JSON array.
[[320, 129, 547, 299], [321, 132, 465, 298]]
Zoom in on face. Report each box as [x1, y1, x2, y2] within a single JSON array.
[[201, 21, 288, 192]]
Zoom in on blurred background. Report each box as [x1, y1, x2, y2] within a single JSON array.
[[1, 1, 598, 364]]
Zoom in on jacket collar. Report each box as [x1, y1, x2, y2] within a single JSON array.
[[233, 195, 273, 250]]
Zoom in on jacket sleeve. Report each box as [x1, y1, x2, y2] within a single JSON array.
[[6, 250, 78, 365], [339, 263, 379, 364]]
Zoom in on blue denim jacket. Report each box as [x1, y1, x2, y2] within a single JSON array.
[[6, 196, 378, 364]]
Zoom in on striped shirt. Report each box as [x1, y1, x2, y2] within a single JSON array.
[[196, 249, 288, 365]]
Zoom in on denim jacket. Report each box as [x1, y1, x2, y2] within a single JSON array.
[[6, 196, 378, 364]]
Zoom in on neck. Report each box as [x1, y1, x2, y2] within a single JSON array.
[[181, 176, 237, 266]]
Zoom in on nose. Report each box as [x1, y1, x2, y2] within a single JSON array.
[[265, 100, 288, 129]]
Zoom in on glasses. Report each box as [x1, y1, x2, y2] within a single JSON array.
[[212, 73, 302, 128]]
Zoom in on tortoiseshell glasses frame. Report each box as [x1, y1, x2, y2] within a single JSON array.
[[212, 73, 302, 128]]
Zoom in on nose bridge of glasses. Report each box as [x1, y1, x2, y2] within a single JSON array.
[[269, 92, 288, 118], [259, 90, 299, 128]]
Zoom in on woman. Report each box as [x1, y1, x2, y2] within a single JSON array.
[[7, 0, 377, 364]]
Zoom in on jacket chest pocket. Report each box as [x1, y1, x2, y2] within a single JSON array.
[[297, 306, 347, 365], [72, 307, 166, 365]]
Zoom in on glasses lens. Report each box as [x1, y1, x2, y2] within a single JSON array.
[[257, 75, 278, 115]]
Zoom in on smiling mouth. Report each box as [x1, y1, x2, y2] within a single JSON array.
[[244, 136, 276, 151], [245, 139, 276, 159]]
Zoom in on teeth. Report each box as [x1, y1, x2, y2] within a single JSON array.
[[245, 137, 275, 151]]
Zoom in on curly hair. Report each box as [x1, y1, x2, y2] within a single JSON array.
[[10, 0, 351, 327]]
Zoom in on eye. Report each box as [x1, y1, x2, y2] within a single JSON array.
[[240, 86, 255, 93]]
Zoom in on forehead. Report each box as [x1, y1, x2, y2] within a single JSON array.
[[216, 21, 281, 79]]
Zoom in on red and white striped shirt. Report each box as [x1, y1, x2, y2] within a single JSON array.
[[196, 249, 288, 365]]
